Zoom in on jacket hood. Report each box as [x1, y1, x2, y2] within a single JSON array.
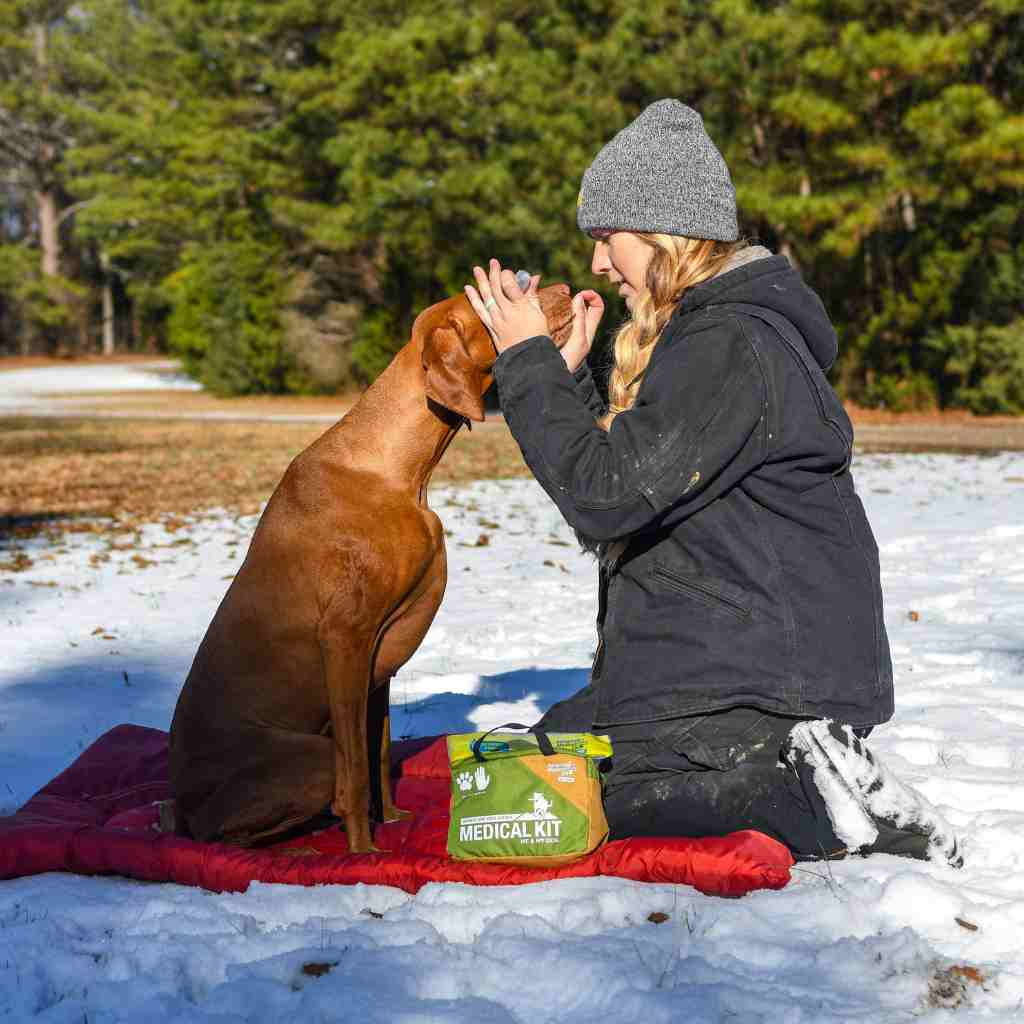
[[675, 248, 839, 370]]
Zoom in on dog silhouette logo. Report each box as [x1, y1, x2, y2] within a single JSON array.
[[530, 792, 555, 819]]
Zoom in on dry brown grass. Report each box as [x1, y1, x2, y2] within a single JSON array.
[[0, 415, 530, 544], [32, 389, 360, 417], [926, 963, 989, 1010], [4, 378, 1023, 553]]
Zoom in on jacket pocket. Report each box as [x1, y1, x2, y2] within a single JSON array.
[[649, 564, 752, 621]]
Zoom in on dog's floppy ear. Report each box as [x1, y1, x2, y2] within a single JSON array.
[[421, 316, 486, 422]]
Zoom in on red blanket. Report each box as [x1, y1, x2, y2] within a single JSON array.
[[0, 724, 792, 897]]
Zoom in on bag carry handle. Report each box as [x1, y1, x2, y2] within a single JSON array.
[[471, 722, 556, 762]]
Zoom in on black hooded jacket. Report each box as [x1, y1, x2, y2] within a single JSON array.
[[492, 254, 894, 730]]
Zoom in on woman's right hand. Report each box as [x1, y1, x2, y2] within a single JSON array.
[[560, 289, 605, 373]]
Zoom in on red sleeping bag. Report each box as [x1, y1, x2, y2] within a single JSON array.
[[0, 724, 792, 897]]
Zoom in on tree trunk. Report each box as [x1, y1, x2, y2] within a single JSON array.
[[900, 191, 916, 232], [34, 20, 59, 281], [36, 187, 60, 278], [33, 17, 65, 354], [100, 250, 116, 355], [36, 184, 65, 354]]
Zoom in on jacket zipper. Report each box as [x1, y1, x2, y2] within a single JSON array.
[[651, 566, 751, 620], [592, 562, 611, 679]]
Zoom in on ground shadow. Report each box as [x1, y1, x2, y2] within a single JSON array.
[[0, 652, 185, 812], [390, 665, 591, 740], [0, 657, 593, 812]]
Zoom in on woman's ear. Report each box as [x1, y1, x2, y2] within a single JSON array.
[[421, 318, 486, 422]]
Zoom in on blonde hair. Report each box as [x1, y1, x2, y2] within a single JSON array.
[[602, 234, 748, 424]]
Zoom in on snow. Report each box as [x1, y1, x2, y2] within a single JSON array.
[[786, 720, 962, 864], [0, 360, 199, 411], [3, 369, 1024, 1019]]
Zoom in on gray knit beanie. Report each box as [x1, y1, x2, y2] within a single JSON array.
[[576, 99, 738, 241]]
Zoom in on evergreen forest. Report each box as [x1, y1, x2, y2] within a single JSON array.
[[2, 0, 1022, 410]]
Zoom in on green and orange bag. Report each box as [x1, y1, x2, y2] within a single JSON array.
[[446, 724, 612, 866]]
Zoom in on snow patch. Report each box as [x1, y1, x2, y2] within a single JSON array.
[[3, 450, 1024, 1020]]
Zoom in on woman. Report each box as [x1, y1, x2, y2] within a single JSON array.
[[465, 99, 960, 865]]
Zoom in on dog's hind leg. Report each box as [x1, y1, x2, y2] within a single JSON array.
[[317, 610, 381, 853], [182, 729, 335, 846]]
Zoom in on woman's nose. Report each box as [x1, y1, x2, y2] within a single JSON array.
[[591, 241, 611, 276]]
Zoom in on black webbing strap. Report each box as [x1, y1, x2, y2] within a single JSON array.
[[471, 722, 556, 762]]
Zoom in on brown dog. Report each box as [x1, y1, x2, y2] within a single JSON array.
[[169, 286, 573, 852]]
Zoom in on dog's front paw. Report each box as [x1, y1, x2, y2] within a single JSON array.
[[382, 806, 413, 823]]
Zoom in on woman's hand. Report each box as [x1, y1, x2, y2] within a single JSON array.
[[464, 259, 549, 355], [560, 289, 605, 373]]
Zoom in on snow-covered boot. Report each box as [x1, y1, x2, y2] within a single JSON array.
[[784, 720, 963, 868]]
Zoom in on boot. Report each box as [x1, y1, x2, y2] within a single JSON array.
[[784, 720, 962, 868]]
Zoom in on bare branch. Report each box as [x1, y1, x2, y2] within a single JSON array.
[[55, 197, 98, 227]]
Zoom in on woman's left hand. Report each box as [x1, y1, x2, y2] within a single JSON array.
[[559, 289, 605, 373], [465, 259, 550, 355]]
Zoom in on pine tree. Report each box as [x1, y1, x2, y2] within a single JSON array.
[[0, 0, 88, 352], [65, 0, 346, 390], [7, 0, 1018, 403], [695, 0, 1024, 408]]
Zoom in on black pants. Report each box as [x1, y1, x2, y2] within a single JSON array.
[[536, 686, 848, 860]]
